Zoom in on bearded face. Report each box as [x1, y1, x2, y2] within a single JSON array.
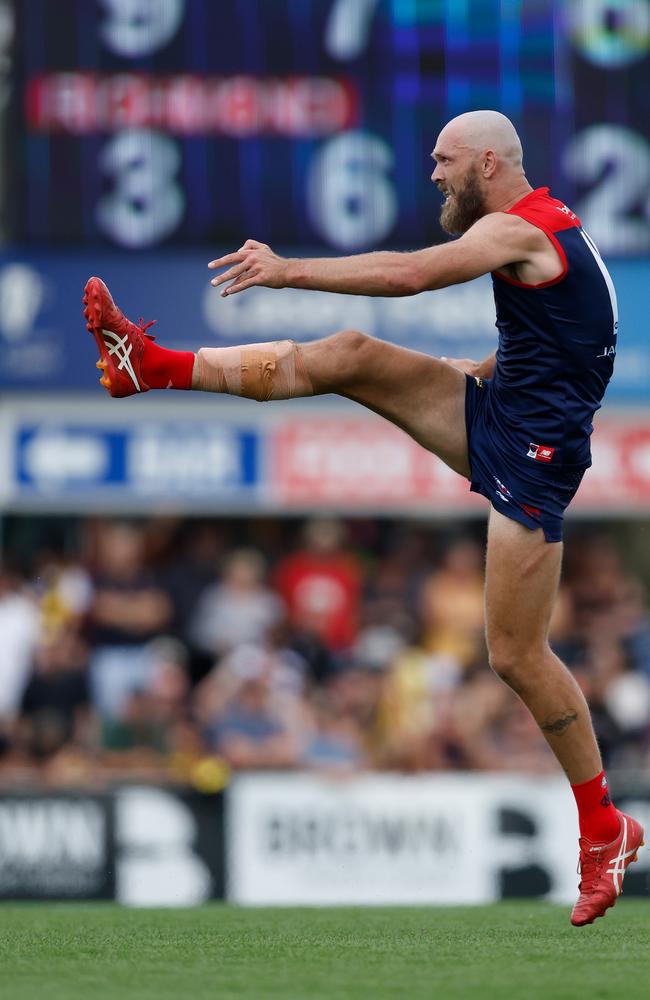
[[439, 162, 487, 234]]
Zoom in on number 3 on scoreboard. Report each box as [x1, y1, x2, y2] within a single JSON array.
[[96, 129, 185, 248]]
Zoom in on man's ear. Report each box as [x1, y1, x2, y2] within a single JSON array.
[[482, 149, 497, 178]]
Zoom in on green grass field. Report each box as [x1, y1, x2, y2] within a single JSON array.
[[1, 902, 649, 1000]]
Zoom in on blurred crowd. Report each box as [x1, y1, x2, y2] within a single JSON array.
[[1, 515, 650, 790]]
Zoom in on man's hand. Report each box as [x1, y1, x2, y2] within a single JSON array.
[[208, 239, 288, 297], [441, 352, 497, 378], [440, 357, 479, 376]]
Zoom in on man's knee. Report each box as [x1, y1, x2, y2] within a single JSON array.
[[312, 329, 373, 389], [328, 328, 371, 359], [488, 638, 549, 693]]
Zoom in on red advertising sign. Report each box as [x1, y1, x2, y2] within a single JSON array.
[[271, 416, 480, 508], [578, 420, 650, 509], [270, 413, 650, 513]]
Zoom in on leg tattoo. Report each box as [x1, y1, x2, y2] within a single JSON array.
[[541, 710, 578, 736]]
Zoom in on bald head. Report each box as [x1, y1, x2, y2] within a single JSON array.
[[438, 110, 523, 168], [431, 110, 530, 233]]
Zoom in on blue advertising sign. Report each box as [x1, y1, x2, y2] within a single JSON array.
[[14, 422, 259, 500], [0, 249, 647, 403]]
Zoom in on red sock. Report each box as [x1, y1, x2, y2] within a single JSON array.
[[571, 770, 620, 843], [140, 340, 195, 390]]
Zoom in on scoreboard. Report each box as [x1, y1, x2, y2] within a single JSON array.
[[6, 0, 650, 254]]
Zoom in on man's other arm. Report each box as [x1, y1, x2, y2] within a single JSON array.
[[208, 214, 538, 298]]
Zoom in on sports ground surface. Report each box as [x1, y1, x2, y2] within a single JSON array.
[[1, 901, 649, 999]]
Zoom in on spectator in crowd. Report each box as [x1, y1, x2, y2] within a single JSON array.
[[324, 662, 385, 764], [85, 522, 173, 719], [361, 525, 430, 632], [418, 537, 485, 666], [301, 688, 367, 772], [160, 522, 225, 671], [188, 548, 284, 658], [197, 645, 300, 770], [476, 684, 558, 774], [566, 534, 650, 680], [101, 637, 191, 758], [0, 566, 40, 736], [274, 518, 362, 650], [564, 533, 643, 641], [35, 554, 93, 633], [373, 627, 462, 770], [580, 638, 650, 769], [98, 636, 231, 790], [19, 624, 90, 762]]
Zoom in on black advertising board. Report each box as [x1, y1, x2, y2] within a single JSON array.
[[0, 788, 225, 903], [0, 793, 115, 900]]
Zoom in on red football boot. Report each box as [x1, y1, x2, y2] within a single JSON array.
[[571, 810, 644, 926], [83, 276, 156, 397]]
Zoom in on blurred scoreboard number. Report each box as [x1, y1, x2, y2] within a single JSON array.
[[9, 0, 650, 253]]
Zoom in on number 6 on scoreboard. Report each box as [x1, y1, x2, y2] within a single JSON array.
[[307, 131, 398, 250]]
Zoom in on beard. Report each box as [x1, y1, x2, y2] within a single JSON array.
[[439, 165, 487, 234]]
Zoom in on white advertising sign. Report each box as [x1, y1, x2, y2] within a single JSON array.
[[228, 774, 579, 905], [115, 787, 213, 907]]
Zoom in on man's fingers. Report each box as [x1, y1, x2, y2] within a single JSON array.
[[210, 261, 252, 287], [208, 240, 268, 267], [208, 239, 276, 296], [221, 275, 259, 297], [208, 251, 247, 270], [219, 270, 250, 295]]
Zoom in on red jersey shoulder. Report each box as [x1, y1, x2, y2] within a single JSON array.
[[506, 186, 581, 234]]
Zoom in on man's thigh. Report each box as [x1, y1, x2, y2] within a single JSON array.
[[306, 334, 470, 477], [485, 508, 563, 650]]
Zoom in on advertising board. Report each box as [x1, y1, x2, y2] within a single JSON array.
[[7, 406, 650, 514], [12, 421, 259, 502], [227, 774, 581, 905], [0, 779, 647, 905], [0, 788, 225, 905], [0, 794, 114, 900]]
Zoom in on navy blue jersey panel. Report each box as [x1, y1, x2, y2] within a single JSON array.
[[489, 187, 618, 471]]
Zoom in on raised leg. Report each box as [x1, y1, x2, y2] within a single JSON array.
[[84, 276, 470, 477], [195, 330, 470, 476]]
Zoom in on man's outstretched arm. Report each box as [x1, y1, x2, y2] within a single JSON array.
[[208, 213, 537, 298]]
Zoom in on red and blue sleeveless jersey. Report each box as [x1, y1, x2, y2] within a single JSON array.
[[489, 186, 618, 469]]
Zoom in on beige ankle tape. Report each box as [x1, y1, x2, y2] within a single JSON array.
[[196, 340, 313, 401]]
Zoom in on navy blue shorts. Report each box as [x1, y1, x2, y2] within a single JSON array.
[[464, 375, 586, 543]]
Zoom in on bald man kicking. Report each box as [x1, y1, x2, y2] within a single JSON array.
[[83, 110, 643, 924]]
